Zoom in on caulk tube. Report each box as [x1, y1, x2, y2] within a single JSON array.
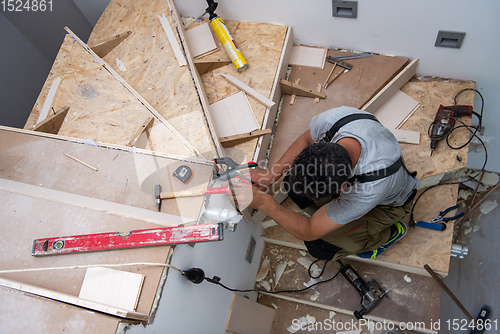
[[209, 14, 248, 72]]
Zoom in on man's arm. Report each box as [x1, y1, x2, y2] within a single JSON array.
[[246, 186, 343, 241], [251, 130, 314, 189]]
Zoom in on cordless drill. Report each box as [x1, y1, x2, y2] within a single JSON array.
[[429, 104, 473, 156], [341, 264, 386, 319]]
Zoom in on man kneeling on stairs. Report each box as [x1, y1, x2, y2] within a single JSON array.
[[233, 106, 419, 261]]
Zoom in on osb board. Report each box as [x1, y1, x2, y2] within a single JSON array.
[[262, 184, 458, 275], [24, 35, 194, 158], [87, 0, 215, 158], [257, 295, 422, 334], [398, 79, 475, 179], [0, 288, 120, 334], [257, 244, 441, 331], [194, 19, 288, 162], [268, 51, 409, 167], [0, 129, 212, 219], [0, 189, 169, 316], [48, 37, 152, 148]]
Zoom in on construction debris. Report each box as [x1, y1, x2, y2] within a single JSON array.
[[256, 258, 270, 282], [480, 200, 497, 215]]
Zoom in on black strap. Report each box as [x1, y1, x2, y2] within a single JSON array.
[[320, 113, 379, 143], [319, 112, 408, 184], [348, 156, 403, 184]]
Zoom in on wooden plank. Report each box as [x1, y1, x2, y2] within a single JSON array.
[[169, 1, 225, 157], [194, 59, 231, 75], [290, 78, 300, 105], [314, 83, 321, 103], [0, 178, 193, 226], [209, 91, 259, 138], [361, 58, 419, 113], [185, 22, 218, 58], [389, 128, 420, 144], [220, 129, 272, 147], [89, 31, 132, 58], [84, 1, 216, 159], [127, 117, 154, 147], [289, 45, 327, 69], [373, 89, 420, 129], [35, 76, 61, 125], [253, 26, 294, 164], [220, 73, 275, 108], [32, 106, 69, 134], [0, 287, 120, 333], [79, 267, 145, 311], [196, 21, 289, 164], [0, 277, 150, 322], [64, 27, 203, 159], [158, 14, 187, 66], [225, 293, 275, 334], [279, 79, 326, 99], [268, 50, 409, 169]]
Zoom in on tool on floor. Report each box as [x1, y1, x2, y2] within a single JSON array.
[[323, 63, 337, 88], [154, 184, 229, 211], [173, 165, 193, 184], [470, 306, 491, 334], [340, 264, 387, 319], [424, 264, 474, 322], [214, 157, 258, 184], [32, 223, 224, 256], [429, 104, 473, 156], [325, 56, 352, 88], [198, 0, 248, 72], [410, 204, 464, 231], [330, 52, 372, 61]]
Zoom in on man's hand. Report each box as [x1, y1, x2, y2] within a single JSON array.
[[249, 168, 275, 191], [230, 177, 270, 211]]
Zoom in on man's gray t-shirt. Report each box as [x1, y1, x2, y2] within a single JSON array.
[[309, 106, 420, 225]]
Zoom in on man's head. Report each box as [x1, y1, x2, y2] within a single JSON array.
[[288, 142, 353, 200]]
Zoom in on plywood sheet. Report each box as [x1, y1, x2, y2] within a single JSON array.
[[399, 79, 474, 179], [269, 50, 409, 167], [86, 0, 215, 158], [289, 45, 327, 69], [0, 129, 212, 219], [225, 293, 275, 334], [0, 189, 168, 316], [79, 267, 145, 311], [209, 91, 258, 138], [0, 287, 120, 334], [198, 20, 288, 162], [185, 22, 218, 58]]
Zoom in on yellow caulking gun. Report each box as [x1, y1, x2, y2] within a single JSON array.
[[198, 0, 248, 72]]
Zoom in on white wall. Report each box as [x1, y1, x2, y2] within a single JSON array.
[[72, 0, 111, 27], [175, 0, 500, 172], [0, 13, 52, 128]]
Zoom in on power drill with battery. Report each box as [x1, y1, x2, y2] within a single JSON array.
[[429, 104, 473, 156]]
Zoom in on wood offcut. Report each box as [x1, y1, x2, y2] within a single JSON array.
[[280, 79, 326, 99]]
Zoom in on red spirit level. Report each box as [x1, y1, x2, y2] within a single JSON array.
[[32, 223, 223, 256]]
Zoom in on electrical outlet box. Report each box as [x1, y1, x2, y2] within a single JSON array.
[[435, 31, 466, 49], [332, 0, 358, 18], [245, 236, 256, 263]]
